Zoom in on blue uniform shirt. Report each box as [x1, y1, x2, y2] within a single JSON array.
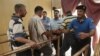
[[50, 18, 63, 30], [41, 17, 50, 30], [68, 18, 95, 39]]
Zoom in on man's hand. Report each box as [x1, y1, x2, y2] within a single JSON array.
[[43, 30, 53, 42], [52, 29, 62, 35], [45, 30, 52, 37], [26, 41, 40, 48], [79, 32, 90, 39], [56, 29, 62, 35], [52, 36, 58, 41], [15, 37, 40, 48]]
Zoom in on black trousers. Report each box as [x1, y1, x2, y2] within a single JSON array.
[[60, 32, 91, 56], [71, 37, 91, 56], [60, 32, 72, 56], [52, 35, 62, 56], [33, 44, 52, 56], [16, 49, 32, 56]]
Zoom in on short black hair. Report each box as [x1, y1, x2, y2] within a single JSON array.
[[66, 11, 72, 16], [15, 4, 25, 12], [34, 6, 43, 13], [54, 10, 59, 13], [43, 11, 47, 13], [76, 5, 86, 11]]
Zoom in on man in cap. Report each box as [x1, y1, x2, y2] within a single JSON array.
[[62, 5, 95, 56]]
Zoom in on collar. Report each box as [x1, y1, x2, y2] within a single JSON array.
[[12, 14, 23, 21], [42, 17, 47, 20], [34, 15, 42, 19], [54, 18, 60, 21], [76, 16, 86, 23]]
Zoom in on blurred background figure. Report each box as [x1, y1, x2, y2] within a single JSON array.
[[50, 10, 63, 56], [41, 11, 51, 31]]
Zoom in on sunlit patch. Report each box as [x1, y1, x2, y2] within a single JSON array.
[[93, 0, 100, 3], [96, 20, 100, 42]]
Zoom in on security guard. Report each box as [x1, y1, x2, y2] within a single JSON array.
[[63, 5, 95, 56]]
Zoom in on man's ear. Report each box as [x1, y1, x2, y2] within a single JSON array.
[[19, 8, 23, 13]]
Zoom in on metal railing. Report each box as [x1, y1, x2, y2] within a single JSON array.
[[0, 33, 89, 56], [0, 40, 48, 56], [73, 44, 89, 56]]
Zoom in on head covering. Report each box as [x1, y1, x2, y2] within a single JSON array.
[[76, 5, 86, 11]]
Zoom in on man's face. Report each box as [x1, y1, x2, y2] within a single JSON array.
[[20, 7, 27, 17], [54, 12, 59, 18], [77, 9, 85, 18], [43, 12, 47, 17], [38, 10, 43, 17], [67, 13, 72, 16]]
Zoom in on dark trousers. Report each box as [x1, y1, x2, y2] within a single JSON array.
[[16, 49, 32, 56], [52, 36, 62, 56], [60, 32, 73, 56], [34, 44, 52, 56], [60, 32, 91, 56], [71, 37, 91, 56]]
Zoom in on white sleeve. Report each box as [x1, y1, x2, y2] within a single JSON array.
[[36, 19, 46, 35], [13, 24, 23, 34]]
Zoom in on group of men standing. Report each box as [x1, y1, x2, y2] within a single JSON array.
[[7, 3, 95, 56]]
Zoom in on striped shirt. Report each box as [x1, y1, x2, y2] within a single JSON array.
[[7, 15, 28, 46]]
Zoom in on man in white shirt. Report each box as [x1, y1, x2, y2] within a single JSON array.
[[28, 6, 52, 56]]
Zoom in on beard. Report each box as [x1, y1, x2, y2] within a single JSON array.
[[20, 13, 26, 17]]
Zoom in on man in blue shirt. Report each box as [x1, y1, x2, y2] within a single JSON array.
[[50, 10, 63, 56], [63, 5, 95, 56], [41, 11, 50, 30]]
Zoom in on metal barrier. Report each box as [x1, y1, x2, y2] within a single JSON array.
[[0, 40, 49, 56], [0, 33, 6, 36], [0, 33, 90, 56], [0, 40, 10, 44], [0, 33, 10, 44], [0, 40, 90, 56], [73, 44, 89, 56]]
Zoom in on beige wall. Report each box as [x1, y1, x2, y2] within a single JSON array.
[[0, 0, 52, 54]]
